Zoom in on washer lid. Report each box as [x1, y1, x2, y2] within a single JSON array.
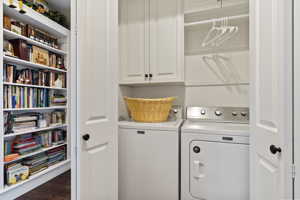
[[118, 119, 183, 131], [182, 120, 250, 136]]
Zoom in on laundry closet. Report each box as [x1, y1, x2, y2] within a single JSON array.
[[118, 0, 250, 199]]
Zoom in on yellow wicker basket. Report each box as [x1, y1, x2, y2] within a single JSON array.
[[124, 97, 176, 123]]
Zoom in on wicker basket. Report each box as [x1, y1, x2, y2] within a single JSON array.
[[124, 97, 176, 123]]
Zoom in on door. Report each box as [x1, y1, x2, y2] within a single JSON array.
[[119, 128, 179, 200], [119, 0, 149, 84], [184, 0, 221, 13], [190, 141, 249, 199], [250, 0, 292, 199], [76, 0, 118, 199], [149, 0, 184, 83]]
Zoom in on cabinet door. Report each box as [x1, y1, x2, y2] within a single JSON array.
[[149, 0, 184, 83], [119, 128, 179, 200], [184, 0, 221, 13], [222, 0, 248, 7], [119, 0, 149, 84]]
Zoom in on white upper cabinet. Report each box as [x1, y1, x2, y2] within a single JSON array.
[[119, 0, 184, 85], [119, 0, 149, 84], [184, 0, 221, 13], [149, 0, 184, 83]]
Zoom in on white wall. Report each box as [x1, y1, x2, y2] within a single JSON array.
[[185, 84, 249, 107]]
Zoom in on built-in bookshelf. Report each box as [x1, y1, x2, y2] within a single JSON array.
[[0, 0, 71, 197]]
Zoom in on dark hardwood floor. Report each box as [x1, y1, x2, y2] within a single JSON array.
[[16, 170, 71, 200]]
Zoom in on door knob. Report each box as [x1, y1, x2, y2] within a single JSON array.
[[82, 134, 90, 141], [270, 145, 282, 154]]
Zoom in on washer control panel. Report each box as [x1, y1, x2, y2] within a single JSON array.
[[186, 106, 249, 123]]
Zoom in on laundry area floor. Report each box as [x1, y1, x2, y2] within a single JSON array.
[[16, 171, 71, 200]]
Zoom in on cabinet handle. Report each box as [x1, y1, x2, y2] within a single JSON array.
[[145, 74, 149, 78], [149, 74, 153, 78], [137, 131, 145, 134], [222, 137, 233, 141]]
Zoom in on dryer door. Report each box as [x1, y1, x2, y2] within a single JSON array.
[[190, 140, 249, 200]]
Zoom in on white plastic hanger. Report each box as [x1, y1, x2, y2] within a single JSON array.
[[215, 17, 239, 46], [202, 17, 239, 48], [202, 19, 227, 47]]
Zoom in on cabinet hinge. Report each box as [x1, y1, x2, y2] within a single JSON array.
[[292, 164, 296, 179]]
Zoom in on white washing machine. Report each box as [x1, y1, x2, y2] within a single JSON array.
[[181, 107, 250, 200]]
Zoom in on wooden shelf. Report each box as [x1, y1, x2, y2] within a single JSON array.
[[3, 106, 67, 112], [4, 143, 67, 164], [3, 0, 69, 37], [3, 159, 70, 192], [4, 124, 67, 138], [3, 29, 67, 56], [4, 82, 67, 91], [3, 56, 67, 73]]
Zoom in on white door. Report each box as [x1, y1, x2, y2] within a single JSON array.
[[149, 0, 184, 83], [119, 0, 149, 84], [250, 0, 292, 199], [76, 0, 118, 199]]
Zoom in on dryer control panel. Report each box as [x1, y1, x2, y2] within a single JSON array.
[[186, 106, 249, 124]]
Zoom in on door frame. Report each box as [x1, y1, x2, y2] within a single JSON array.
[[71, 0, 78, 200], [294, 0, 300, 198], [249, 0, 293, 199]]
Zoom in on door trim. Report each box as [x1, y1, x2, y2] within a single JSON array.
[[293, 0, 300, 198], [71, 0, 78, 200]]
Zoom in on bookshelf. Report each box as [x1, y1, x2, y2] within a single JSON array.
[[0, 0, 71, 198]]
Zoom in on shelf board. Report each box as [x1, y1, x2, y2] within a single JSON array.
[[4, 124, 68, 138], [3, 0, 69, 37], [3, 106, 67, 112], [184, 2, 249, 24], [3, 159, 70, 192], [3, 56, 67, 73], [4, 143, 67, 164], [4, 82, 67, 91], [3, 29, 67, 56]]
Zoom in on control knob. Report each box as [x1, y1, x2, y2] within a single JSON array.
[[241, 112, 248, 117], [193, 146, 201, 153], [215, 110, 223, 116]]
